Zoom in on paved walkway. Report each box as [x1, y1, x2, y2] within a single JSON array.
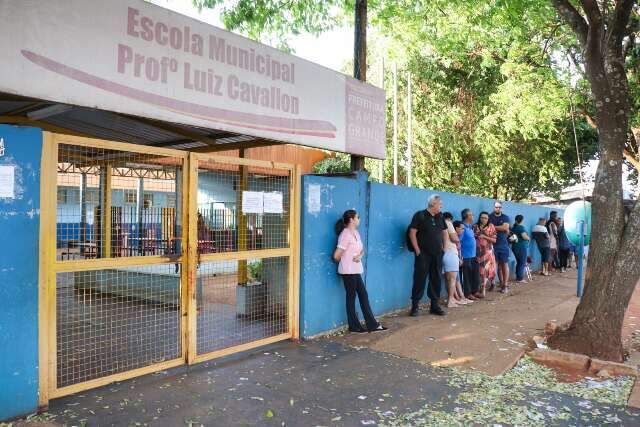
[[10, 270, 640, 426], [20, 341, 640, 427], [623, 282, 640, 408], [332, 270, 581, 375]]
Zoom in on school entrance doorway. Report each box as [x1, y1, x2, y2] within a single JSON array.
[[41, 132, 300, 400]]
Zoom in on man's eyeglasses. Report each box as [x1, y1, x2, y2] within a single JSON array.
[[494, 206, 502, 209]]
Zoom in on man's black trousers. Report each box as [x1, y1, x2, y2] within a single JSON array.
[[412, 251, 443, 306]]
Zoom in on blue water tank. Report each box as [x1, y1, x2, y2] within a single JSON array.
[[564, 201, 591, 246]]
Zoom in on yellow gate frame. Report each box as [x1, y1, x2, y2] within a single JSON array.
[[38, 133, 300, 408]]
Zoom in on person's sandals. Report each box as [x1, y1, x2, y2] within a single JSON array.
[[370, 325, 388, 332], [349, 328, 367, 334]]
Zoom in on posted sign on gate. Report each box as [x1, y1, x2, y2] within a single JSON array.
[[0, 0, 387, 159]]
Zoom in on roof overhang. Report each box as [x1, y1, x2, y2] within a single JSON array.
[[0, 0, 386, 158]]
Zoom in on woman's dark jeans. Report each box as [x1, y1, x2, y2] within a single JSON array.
[[340, 274, 379, 331], [513, 245, 528, 281]]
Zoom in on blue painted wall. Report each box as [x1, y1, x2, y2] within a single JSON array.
[[300, 173, 560, 338], [300, 173, 369, 336], [0, 125, 42, 420]]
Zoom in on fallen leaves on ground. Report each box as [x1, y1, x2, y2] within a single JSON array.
[[381, 356, 635, 427]]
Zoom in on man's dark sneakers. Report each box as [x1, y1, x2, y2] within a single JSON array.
[[409, 302, 419, 317], [429, 305, 446, 316]]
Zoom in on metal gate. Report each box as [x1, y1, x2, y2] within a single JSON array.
[[39, 133, 300, 404]]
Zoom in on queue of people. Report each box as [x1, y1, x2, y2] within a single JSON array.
[[332, 198, 570, 331]]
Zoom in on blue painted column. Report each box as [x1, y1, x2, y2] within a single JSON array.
[[0, 125, 42, 421], [299, 172, 369, 337], [577, 221, 585, 298]]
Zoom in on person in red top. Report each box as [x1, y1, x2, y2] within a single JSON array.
[[333, 209, 387, 333]]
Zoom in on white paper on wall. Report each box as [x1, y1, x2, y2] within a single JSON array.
[[0, 165, 15, 198], [263, 192, 283, 214], [307, 184, 321, 213], [241, 191, 264, 214]]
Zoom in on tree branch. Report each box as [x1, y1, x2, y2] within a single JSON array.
[[579, 0, 606, 68], [553, 0, 589, 46], [582, 112, 640, 172], [580, 0, 603, 25], [567, 47, 588, 78], [623, 148, 640, 171], [582, 111, 598, 129], [607, 0, 636, 52]]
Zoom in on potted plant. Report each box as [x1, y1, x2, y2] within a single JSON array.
[[236, 260, 266, 316]]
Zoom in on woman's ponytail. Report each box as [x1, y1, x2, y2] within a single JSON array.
[[335, 209, 357, 235]]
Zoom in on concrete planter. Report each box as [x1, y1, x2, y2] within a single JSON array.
[[236, 281, 266, 317]]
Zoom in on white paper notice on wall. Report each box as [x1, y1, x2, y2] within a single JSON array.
[[242, 191, 264, 214], [263, 192, 283, 214], [0, 165, 15, 198], [307, 184, 321, 213]]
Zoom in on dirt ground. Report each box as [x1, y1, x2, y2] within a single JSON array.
[[330, 270, 582, 375]]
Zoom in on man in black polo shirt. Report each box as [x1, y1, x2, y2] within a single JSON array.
[[408, 194, 447, 316]]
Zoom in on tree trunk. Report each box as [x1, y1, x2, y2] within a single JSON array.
[[548, 0, 640, 361], [548, 129, 635, 360], [350, 0, 367, 172]]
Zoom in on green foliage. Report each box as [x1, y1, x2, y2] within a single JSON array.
[[247, 260, 263, 283], [191, 0, 625, 199], [192, 0, 341, 49], [370, 0, 599, 200], [313, 154, 351, 174]]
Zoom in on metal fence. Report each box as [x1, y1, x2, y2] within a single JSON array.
[[40, 133, 300, 403]]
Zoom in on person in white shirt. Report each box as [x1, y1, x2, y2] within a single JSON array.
[[442, 212, 471, 308], [531, 217, 551, 276]]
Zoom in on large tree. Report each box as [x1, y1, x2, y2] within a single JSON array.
[[195, 0, 640, 360], [546, 0, 640, 361], [371, 0, 598, 199]]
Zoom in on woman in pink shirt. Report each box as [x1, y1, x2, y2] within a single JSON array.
[[333, 210, 387, 333]]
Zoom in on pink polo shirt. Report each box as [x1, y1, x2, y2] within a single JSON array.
[[337, 229, 364, 275]]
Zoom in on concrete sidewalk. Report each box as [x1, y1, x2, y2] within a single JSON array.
[[331, 270, 581, 375], [9, 270, 640, 427], [14, 341, 640, 427]]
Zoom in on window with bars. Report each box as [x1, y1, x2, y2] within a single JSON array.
[[85, 188, 99, 204], [124, 190, 137, 205], [143, 192, 154, 208]]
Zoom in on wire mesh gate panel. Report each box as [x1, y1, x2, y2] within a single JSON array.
[[55, 266, 182, 387], [40, 134, 300, 401], [196, 257, 289, 354], [45, 135, 189, 398], [192, 155, 297, 362]]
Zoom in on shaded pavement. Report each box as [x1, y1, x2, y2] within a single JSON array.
[[20, 340, 640, 427], [332, 270, 581, 375], [10, 270, 640, 426]]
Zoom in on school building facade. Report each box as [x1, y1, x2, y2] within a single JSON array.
[[0, 0, 555, 421]]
